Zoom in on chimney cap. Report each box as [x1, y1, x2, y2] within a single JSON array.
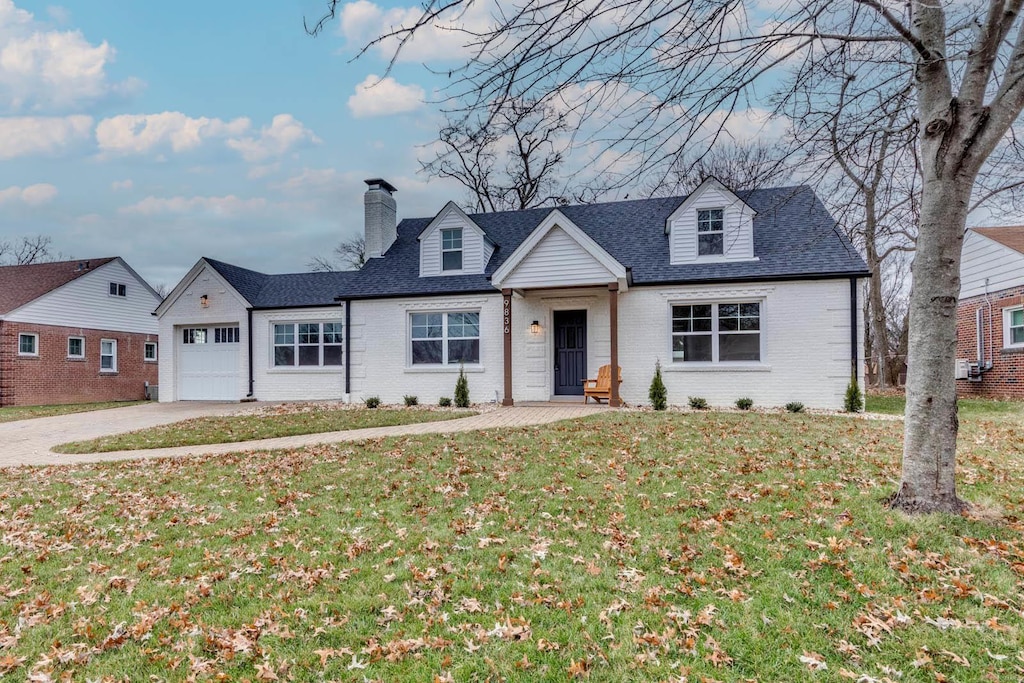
[[364, 178, 397, 194]]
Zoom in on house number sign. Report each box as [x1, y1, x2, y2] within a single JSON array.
[[503, 297, 511, 334]]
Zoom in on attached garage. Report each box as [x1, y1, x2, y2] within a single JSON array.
[[176, 325, 241, 400]]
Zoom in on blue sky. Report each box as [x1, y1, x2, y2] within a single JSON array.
[[0, 0, 472, 288]]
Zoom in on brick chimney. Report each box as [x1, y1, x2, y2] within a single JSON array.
[[364, 178, 397, 258]]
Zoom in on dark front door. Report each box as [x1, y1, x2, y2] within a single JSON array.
[[554, 310, 587, 395]]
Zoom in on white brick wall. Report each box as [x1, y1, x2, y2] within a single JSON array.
[[252, 307, 347, 401]]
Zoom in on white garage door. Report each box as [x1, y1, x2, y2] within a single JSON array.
[[177, 326, 240, 400]]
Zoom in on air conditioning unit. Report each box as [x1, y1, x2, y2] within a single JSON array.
[[955, 359, 970, 380]]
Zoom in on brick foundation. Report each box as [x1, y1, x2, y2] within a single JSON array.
[[0, 321, 158, 407], [956, 284, 1024, 399]]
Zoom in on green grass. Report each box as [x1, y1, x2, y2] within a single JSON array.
[[0, 400, 146, 424], [867, 392, 1024, 420], [3, 409, 1024, 681], [53, 407, 476, 453]]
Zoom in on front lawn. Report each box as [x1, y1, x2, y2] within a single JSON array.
[[867, 392, 1024, 420], [54, 405, 476, 453], [0, 400, 146, 424], [3, 410, 1023, 681]]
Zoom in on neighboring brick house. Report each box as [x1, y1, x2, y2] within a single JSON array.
[[157, 178, 869, 409], [957, 226, 1024, 399], [0, 258, 162, 407]]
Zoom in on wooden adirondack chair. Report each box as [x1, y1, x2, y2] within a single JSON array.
[[583, 364, 622, 404]]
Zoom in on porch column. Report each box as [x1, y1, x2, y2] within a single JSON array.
[[608, 283, 621, 407], [502, 288, 514, 406]]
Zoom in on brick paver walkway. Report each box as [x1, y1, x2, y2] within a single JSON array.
[[0, 401, 609, 468]]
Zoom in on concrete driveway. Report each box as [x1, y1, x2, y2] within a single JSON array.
[[0, 401, 609, 468]]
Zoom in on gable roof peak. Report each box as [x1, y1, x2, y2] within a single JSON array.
[[0, 256, 119, 315]]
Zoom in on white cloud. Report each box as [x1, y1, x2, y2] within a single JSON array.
[[0, 114, 91, 159], [0, 0, 140, 112], [348, 74, 425, 118], [337, 0, 495, 63], [225, 114, 320, 163], [706, 107, 791, 143], [119, 194, 270, 217], [110, 178, 132, 191], [272, 167, 343, 194], [0, 182, 58, 206], [95, 111, 251, 156]]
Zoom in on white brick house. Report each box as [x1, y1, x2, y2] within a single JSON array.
[[156, 178, 868, 408]]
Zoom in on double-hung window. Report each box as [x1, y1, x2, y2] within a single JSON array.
[[273, 322, 342, 367], [672, 302, 761, 363], [1005, 307, 1024, 348], [410, 311, 480, 365], [441, 228, 463, 271], [100, 339, 117, 372], [697, 208, 724, 256]]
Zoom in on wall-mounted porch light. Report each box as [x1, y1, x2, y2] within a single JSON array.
[[199, 294, 209, 308], [530, 320, 541, 335]]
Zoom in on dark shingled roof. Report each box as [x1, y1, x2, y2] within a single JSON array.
[[204, 185, 868, 306], [0, 258, 116, 315]]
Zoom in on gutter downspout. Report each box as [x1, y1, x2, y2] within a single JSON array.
[[246, 307, 254, 398], [344, 299, 352, 399], [850, 277, 859, 381]]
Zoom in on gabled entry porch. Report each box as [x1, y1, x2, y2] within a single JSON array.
[[490, 209, 628, 407]]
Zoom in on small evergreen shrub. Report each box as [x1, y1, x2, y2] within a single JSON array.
[[735, 397, 754, 411], [785, 401, 805, 413], [844, 377, 863, 413], [688, 396, 708, 410], [404, 395, 419, 407], [364, 396, 381, 409], [454, 367, 470, 408], [438, 396, 453, 407], [648, 361, 668, 411]]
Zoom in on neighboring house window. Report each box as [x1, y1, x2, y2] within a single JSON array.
[[696, 208, 724, 256], [410, 311, 480, 365], [182, 328, 207, 344], [109, 282, 127, 297], [672, 302, 761, 362], [100, 339, 117, 372], [1005, 307, 1024, 348], [144, 342, 158, 362], [441, 228, 463, 271], [272, 322, 342, 367], [18, 333, 38, 356], [68, 336, 85, 359]]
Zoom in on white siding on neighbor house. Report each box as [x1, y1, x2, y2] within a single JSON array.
[[960, 231, 1024, 299], [348, 294, 504, 404], [251, 306, 346, 401], [669, 186, 755, 264], [419, 210, 491, 277], [4, 259, 160, 333], [157, 264, 249, 402], [502, 227, 616, 289], [616, 279, 862, 409]]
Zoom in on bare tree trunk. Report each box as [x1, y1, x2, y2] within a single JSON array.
[[862, 201, 889, 389], [888, 175, 969, 514]]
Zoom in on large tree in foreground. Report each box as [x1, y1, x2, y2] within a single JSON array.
[[316, 0, 1024, 513]]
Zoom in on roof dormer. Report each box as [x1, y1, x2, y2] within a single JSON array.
[[418, 202, 495, 277], [666, 178, 757, 265]]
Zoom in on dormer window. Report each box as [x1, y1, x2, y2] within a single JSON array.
[[441, 228, 463, 271], [697, 209, 724, 256]]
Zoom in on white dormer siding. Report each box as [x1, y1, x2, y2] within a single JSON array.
[[667, 179, 756, 265], [502, 226, 615, 288], [418, 202, 494, 277]]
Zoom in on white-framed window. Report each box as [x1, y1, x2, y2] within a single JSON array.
[[18, 333, 38, 357], [441, 228, 463, 271], [68, 336, 85, 359], [272, 322, 342, 367], [100, 339, 117, 372], [672, 301, 761, 363], [697, 208, 724, 256], [108, 282, 127, 297], [182, 328, 208, 344], [1004, 306, 1024, 348], [410, 311, 480, 365], [144, 341, 157, 362]]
